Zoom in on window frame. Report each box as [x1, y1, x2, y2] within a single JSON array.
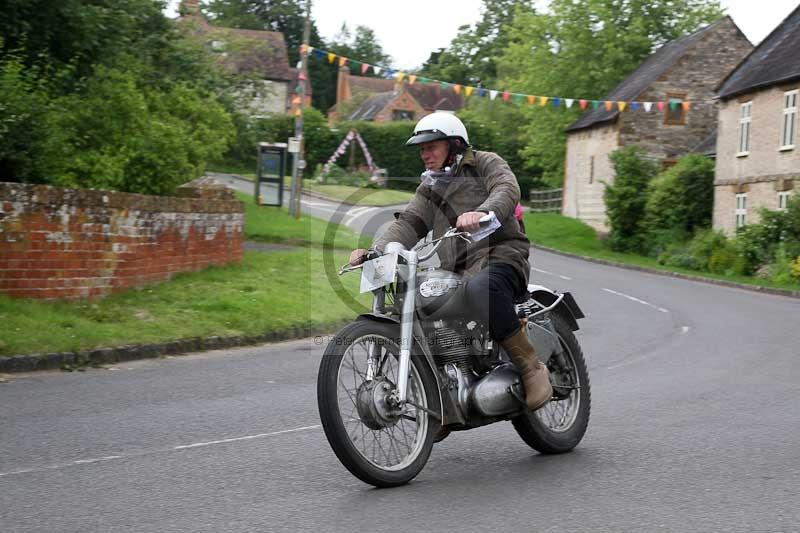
[[780, 89, 798, 151], [664, 92, 687, 125], [735, 193, 747, 228], [778, 191, 791, 211], [737, 102, 752, 156]]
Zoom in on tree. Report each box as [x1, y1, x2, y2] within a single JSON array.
[[420, 0, 536, 87], [498, 0, 724, 186], [604, 146, 659, 252]]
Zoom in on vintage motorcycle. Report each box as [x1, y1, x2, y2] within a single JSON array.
[[317, 220, 590, 487]]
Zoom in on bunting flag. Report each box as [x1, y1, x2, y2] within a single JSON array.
[[320, 129, 378, 179], [305, 45, 707, 115]]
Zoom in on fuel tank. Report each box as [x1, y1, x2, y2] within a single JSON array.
[[415, 269, 468, 320]]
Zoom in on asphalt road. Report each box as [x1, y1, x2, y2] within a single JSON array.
[[209, 172, 400, 238], [2, 248, 798, 532]]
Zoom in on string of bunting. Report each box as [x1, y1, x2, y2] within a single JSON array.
[[298, 44, 711, 113]]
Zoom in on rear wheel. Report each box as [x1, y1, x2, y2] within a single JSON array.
[[512, 313, 591, 454], [317, 320, 439, 487]]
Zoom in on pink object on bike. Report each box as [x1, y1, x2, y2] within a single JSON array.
[[514, 203, 523, 221]]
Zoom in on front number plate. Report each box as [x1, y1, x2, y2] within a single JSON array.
[[360, 253, 398, 293]]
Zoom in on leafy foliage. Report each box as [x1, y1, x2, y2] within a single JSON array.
[[419, 0, 535, 87], [497, 0, 724, 185], [643, 154, 715, 254], [604, 146, 659, 252]]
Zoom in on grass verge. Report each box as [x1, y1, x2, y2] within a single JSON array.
[[0, 250, 371, 356], [524, 212, 800, 292], [239, 192, 370, 250]]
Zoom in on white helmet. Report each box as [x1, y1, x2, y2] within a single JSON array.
[[406, 112, 469, 146]]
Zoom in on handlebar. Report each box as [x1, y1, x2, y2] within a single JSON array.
[[339, 213, 497, 275]]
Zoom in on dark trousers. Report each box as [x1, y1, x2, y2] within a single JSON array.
[[464, 263, 527, 342]]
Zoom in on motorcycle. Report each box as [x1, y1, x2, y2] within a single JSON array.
[[317, 219, 590, 487]]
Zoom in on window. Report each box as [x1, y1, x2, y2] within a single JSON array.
[[664, 93, 687, 125], [778, 191, 791, 211], [781, 90, 798, 150], [392, 109, 414, 121], [735, 193, 747, 228], [738, 102, 752, 155]]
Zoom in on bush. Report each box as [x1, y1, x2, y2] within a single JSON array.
[[604, 146, 659, 253], [643, 154, 715, 254], [48, 65, 234, 195]]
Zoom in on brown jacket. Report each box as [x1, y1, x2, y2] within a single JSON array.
[[373, 149, 531, 287]]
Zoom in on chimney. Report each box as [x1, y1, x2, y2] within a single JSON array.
[[336, 66, 351, 105], [180, 0, 201, 16]]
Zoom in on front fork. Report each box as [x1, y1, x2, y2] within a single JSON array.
[[365, 249, 419, 405]]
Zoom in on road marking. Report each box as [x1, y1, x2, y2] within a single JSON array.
[[602, 287, 669, 313], [0, 426, 321, 478], [682, 326, 691, 334], [531, 267, 572, 281], [173, 425, 321, 450]]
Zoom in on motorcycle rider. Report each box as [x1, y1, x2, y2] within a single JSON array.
[[348, 112, 552, 411]]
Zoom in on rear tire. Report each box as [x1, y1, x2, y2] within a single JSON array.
[[512, 313, 591, 454], [317, 320, 439, 487]]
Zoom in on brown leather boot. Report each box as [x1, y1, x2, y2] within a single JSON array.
[[500, 327, 553, 411]]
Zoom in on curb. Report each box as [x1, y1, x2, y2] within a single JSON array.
[[0, 320, 350, 374], [297, 187, 408, 208], [532, 244, 800, 299]]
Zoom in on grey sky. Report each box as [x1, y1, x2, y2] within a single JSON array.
[[166, 1, 799, 69]]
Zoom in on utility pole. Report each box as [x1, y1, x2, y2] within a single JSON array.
[[289, 0, 311, 219]]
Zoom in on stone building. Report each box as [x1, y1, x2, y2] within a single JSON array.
[[712, 5, 800, 234], [562, 17, 752, 232], [330, 67, 463, 122], [176, 0, 310, 116]]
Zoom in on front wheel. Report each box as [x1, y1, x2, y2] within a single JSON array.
[[511, 313, 591, 454], [317, 320, 439, 487]]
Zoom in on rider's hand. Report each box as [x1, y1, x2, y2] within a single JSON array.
[[456, 211, 488, 233], [349, 248, 368, 266]]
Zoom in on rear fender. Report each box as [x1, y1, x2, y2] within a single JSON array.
[[527, 285, 585, 331]]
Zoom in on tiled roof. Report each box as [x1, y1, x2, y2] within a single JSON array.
[[177, 13, 292, 82], [347, 92, 398, 121], [349, 75, 394, 93], [718, 5, 800, 99], [566, 17, 732, 133], [407, 84, 463, 111], [347, 75, 464, 112], [691, 129, 717, 156]]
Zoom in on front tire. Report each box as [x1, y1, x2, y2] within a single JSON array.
[[317, 320, 438, 487], [512, 313, 591, 454]]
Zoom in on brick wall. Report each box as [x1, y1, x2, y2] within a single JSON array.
[[373, 91, 426, 123], [620, 18, 752, 160], [714, 86, 800, 233], [0, 180, 244, 300]]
